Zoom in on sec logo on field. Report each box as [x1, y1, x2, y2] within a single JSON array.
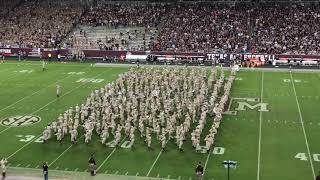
[[0, 115, 41, 127]]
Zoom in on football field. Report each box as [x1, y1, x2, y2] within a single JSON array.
[[0, 61, 319, 180]]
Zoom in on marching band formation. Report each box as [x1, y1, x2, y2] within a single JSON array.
[[43, 67, 236, 152]]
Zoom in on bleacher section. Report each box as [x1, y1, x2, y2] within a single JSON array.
[[0, 1, 319, 55], [65, 26, 157, 51]]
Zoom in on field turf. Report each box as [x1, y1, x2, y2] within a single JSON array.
[[0, 61, 319, 180]]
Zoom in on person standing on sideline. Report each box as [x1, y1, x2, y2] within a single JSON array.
[[43, 162, 48, 180], [289, 64, 292, 72], [42, 60, 46, 71], [88, 154, 96, 176], [0, 158, 8, 179], [57, 54, 61, 62], [0, 53, 4, 63], [56, 84, 61, 98], [195, 161, 204, 180], [48, 53, 52, 62], [18, 51, 22, 61]]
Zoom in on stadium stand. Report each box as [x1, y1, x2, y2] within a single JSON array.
[[79, 2, 169, 28], [153, 2, 252, 53], [0, 0, 23, 17], [64, 2, 168, 51], [0, 0, 84, 48], [0, 0, 319, 55], [65, 26, 157, 51], [249, 3, 320, 55], [154, 2, 320, 54]]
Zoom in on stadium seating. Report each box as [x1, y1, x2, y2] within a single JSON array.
[[249, 3, 320, 55], [154, 2, 251, 53], [65, 26, 157, 51], [0, 1, 319, 55], [0, 0, 83, 48], [79, 2, 169, 28], [154, 2, 320, 55]]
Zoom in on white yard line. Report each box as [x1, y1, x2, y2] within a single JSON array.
[[6, 71, 107, 159], [290, 72, 315, 178], [96, 138, 126, 172], [146, 150, 163, 177], [0, 66, 17, 73], [0, 73, 22, 85], [0, 66, 42, 85], [10, 166, 176, 180], [0, 84, 74, 134], [202, 150, 212, 178], [49, 135, 85, 166], [6, 62, 94, 68], [0, 67, 92, 134], [96, 148, 117, 172], [0, 67, 89, 114], [257, 72, 264, 180]]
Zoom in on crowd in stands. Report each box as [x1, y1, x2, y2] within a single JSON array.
[[0, 1, 319, 54], [0, 0, 83, 48], [250, 3, 320, 55], [154, 3, 251, 53], [80, 2, 169, 28], [154, 2, 320, 54], [0, 0, 22, 17]]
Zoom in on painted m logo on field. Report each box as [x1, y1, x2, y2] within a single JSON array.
[[224, 97, 269, 115], [235, 102, 269, 112]]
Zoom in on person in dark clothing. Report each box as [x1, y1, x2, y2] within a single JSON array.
[[316, 171, 320, 180], [42, 162, 48, 180], [88, 154, 96, 176], [195, 161, 204, 180]]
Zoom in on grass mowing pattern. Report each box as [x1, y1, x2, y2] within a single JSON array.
[[0, 61, 319, 180]]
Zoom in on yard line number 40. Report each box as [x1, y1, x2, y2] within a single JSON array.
[[295, 153, 320, 162]]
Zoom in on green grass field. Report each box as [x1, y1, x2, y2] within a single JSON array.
[[0, 61, 319, 180]]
